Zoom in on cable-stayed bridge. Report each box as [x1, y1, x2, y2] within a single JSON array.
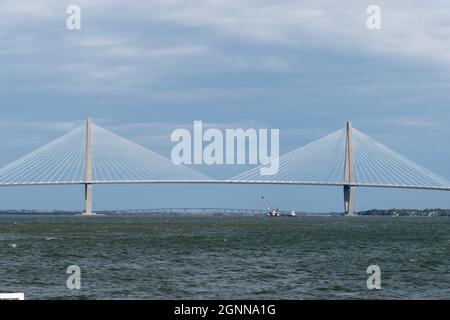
[[0, 119, 448, 216]]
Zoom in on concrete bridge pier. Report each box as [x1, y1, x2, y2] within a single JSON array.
[[83, 183, 93, 215], [344, 121, 356, 216], [344, 185, 355, 216], [82, 117, 95, 216]]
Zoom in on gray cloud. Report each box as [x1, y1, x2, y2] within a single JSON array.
[[2, 0, 449, 97]]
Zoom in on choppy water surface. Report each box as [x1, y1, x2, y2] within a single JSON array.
[[0, 215, 449, 299]]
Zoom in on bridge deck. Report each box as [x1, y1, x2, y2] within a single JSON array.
[[0, 180, 449, 191]]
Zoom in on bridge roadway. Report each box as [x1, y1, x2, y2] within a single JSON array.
[[1, 180, 449, 192]]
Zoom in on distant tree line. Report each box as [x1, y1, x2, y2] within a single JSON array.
[[357, 208, 450, 216]]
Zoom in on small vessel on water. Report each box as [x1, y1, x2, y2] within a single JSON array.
[[261, 196, 297, 217]]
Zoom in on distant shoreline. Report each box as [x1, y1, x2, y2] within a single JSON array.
[[0, 208, 449, 216]]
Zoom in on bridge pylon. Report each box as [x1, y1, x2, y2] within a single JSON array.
[[82, 117, 94, 216], [344, 121, 355, 216]]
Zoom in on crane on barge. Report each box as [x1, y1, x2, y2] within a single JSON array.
[[261, 196, 296, 217]]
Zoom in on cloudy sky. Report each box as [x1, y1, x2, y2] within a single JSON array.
[[0, 0, 449, 211]]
